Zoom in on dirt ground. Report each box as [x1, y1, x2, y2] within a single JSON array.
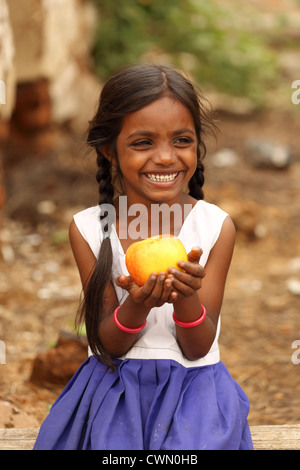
[[0, 107, 299, 430]]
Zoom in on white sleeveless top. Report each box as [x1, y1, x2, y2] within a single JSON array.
[[73, 200, 228, 368]]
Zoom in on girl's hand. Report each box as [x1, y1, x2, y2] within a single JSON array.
[[115, 272, 176, 308], [168, 247, 205, 299]]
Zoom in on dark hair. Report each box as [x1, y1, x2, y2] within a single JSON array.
[[76, 64, 216, 367]]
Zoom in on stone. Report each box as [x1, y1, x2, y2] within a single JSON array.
[[245, 138, 292, 169], [286, 278, 300, 296], [211, 148, 239, 167], [30, 331, 88, 385], [10, 79, 51, 133], [220, 198, 260, 239]]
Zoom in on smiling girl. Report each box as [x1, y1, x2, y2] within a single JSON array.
[[34, 64, 253, 450]]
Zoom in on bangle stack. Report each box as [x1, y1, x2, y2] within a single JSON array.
[[173, 304, 207, 328], [113, 305, 147, 334]]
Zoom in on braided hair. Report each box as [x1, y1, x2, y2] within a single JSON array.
[[80, 151, 115, 366], [77, 64, 216, 366]]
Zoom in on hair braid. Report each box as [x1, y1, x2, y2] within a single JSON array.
[[76, 150, 116, 368], [96, 150, 115, 237], [188, 158, 205, 200], [96, 150, 114, 205]]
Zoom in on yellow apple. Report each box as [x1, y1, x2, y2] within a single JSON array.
[[125, 235, 188, 286]]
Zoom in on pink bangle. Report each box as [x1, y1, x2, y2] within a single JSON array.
[[113, 305, 147, 334], [173, 304, 207, 328]]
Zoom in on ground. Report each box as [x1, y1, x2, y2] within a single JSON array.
[[0, 106, 299, 430]]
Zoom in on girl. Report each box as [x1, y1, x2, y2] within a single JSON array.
[[34, 64, 253, 450]]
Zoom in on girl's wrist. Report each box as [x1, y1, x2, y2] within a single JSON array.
[[173, 304, 206, 328], [114, 297, 150, 331], [172, 292, 202, 320], [124, 295, 151, 316], [114, 305, 147, 333]]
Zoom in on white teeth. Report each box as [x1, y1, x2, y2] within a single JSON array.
[[146, 172, 178, 182]]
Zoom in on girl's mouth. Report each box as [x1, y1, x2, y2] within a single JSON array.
[[144, 172, 179, 183]]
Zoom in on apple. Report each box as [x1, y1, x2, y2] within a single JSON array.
[[125, 235, 188, 286]]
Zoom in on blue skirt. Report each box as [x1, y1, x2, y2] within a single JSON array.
[[33, 356, 253, 450]]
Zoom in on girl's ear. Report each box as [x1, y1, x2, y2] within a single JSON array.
[[98, 145, 118, 167]]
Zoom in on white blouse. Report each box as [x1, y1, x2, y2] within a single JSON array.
[[74, 200, 228, 368]]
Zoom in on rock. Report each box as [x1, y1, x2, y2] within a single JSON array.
[[220, 198, 261, 239], [211, 148, 239, 167], [10, 79, 51, 133], [0, 243, 14, 263], [286, 278, 300, 296], [37, 200, 56, 215], [30, 331, 88, 386], [245, 138, 292, 169]]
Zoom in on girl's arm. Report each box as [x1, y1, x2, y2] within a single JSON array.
[[69, 219, 98, 292], [170, 216, 236, 361]]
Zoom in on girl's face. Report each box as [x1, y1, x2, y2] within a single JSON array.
[[114, 96, 198, 207]]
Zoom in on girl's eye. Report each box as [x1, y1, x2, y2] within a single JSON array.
[[174, 137, 194, 146], [130, 136, 194, 149], [131, 139, 152, 148]]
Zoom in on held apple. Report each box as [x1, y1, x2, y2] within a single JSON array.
[[125, 235, 188, 286]]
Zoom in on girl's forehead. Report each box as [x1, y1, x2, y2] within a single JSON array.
[[120, 96, 195, 133]]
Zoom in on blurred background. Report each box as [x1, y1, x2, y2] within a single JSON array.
[[0, 0, 299, 429]]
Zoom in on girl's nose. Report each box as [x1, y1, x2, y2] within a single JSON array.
[[154, 144, 176, 165]]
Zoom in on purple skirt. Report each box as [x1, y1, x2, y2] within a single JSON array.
[[33, 357, 252, 450]]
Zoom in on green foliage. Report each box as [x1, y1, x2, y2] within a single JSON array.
[[51, 230, 69, 245], [91, 0, 278, 105]]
